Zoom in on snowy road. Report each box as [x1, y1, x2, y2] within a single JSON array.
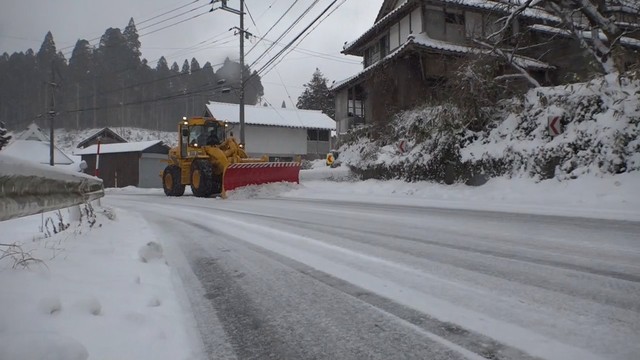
[[107, 191, 640, 360]]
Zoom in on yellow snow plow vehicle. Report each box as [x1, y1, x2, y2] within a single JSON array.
[[162, 116, 300, 197]]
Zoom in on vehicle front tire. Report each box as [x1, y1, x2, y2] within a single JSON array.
[[163, 165, 185, 196], [190, 160, 215, 198]]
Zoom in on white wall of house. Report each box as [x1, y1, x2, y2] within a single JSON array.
[[390, 23, 401, 50], [411, 7, 422, 35], [335, 89, 350, 135], [381, 7, 424, 55], [239, 125, 307, 157]]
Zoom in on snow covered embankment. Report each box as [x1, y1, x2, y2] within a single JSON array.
[[339, 74, 639, 182], [462, 73, 640, 179], [0, 204, 201, 360]]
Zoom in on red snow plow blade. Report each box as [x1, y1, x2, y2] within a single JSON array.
[[223, 162, 301, 193]]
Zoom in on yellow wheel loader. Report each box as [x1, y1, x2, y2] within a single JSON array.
[[162, 117, 300, 198]]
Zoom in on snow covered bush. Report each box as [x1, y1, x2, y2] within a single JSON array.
[[339, 73, 639, 183], [463, 73, 640, 179]]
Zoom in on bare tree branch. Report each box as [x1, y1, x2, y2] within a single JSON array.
[[475, 40, 542, 87], [487, 0, 545, 41]]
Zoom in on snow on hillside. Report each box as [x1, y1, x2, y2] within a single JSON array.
[[338, 73, 640, 182], [461, 73, 640, 179]]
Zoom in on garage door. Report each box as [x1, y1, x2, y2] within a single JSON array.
[[138, 153, 167, 188]]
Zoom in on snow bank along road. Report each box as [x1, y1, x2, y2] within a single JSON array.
[[108, 192, 640, 360]]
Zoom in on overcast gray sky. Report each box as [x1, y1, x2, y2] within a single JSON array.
[[1, 0, 381, 108]]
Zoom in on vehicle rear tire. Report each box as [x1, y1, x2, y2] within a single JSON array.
[[190, 160, 215, 198], [163, 165, 185, 196]]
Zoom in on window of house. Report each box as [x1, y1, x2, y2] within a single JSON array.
[[364, 34, 390, 67], [379, 35, 389, 58], [444, 10, 465, 42], [465, 11, 483, 39], [365, 42, 380, 67], [307, 129, 318, 141], [445, 12, 465, 25], [348, 100, 364, 117], [425, 8, 446, 40], [318, 130, 330, 142]]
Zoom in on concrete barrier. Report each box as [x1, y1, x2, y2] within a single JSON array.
[[0, 154, 104, 221]]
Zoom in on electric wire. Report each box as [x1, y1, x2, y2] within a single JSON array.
[[254, 0, 339, 78], [245, 0, 299, 56], [247, 0, 320, 68], [260, 0, 349, 78]]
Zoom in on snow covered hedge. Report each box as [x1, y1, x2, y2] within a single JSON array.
[[338, 73, 640, 183]]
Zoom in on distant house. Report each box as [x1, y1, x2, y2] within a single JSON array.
[[204, 102, 336, 160], [331, 0, 640, 135], [76, 128, 127, 149], [75, 141, 170, 188], [4, 123, 77, 168]]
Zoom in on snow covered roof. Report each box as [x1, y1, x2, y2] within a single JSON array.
[[606, 0, 640, 13], [205, 102, 336, 130], [74, 140, 166, 155], [332, 33, 553, 92], [77, 127, 127, 149], [3, 139, 74, 165], [343, 0, 559, 55], [530, 24, 640, 49], [344, 0, 418, 55], [15, 123, 50, 142]]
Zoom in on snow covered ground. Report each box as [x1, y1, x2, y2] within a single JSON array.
[[0, 204, 203, 360], [0, 163, 638, 359]]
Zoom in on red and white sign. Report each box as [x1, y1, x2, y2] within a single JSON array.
[[548, 116, 562, 136], [398, 139, 408, 154]]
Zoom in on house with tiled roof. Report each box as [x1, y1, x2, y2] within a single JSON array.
[[331, 0, 639, 135]]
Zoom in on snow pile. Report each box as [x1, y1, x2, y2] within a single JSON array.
[[226, 182, 301, 199], [300, 161, 355, 182], [288, 171, 640, 221], [0, 204, 200, 360], [339, 74, 640, 182]]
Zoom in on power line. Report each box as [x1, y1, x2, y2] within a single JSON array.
[[255, 0, 339, 78], [243, 3, 302, 125], [59, 0, 204, 54], [245, 0, 300, 56], [248, 0, 320, 68], [262, 0, 349, 77]]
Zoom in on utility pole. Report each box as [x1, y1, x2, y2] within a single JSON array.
[[239, 0, 245, 146], [217, 0, 246, 145], [48, 60, 56, 166]]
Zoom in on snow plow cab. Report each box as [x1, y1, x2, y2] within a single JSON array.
[[162, 116, 300, 198]]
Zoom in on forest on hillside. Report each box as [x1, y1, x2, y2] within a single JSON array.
[[0, 18, 264, 132]]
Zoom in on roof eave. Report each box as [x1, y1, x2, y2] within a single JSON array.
[[342, 0, 418, 55]]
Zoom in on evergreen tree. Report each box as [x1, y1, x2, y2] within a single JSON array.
[[0, 121, 10, 150], [281, 100, 286, 108], [123, 18, 141, 60], [37, 31, 57, 67], [296, 68, 334, 119], [36, 32, 66, 118], [67, 39, 94, 128], [170, 61, 180, 73]]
